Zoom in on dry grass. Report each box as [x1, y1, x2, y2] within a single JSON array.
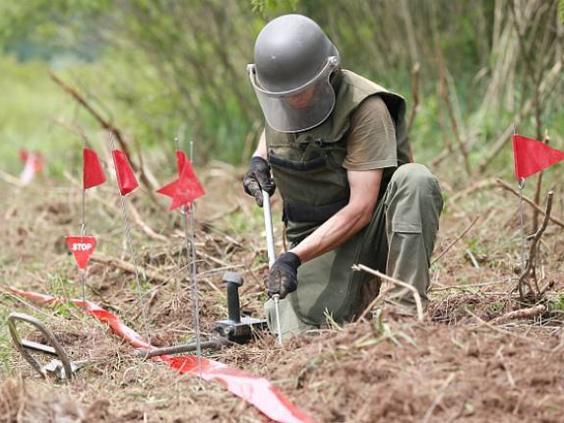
[[0, 162, 563, 422]]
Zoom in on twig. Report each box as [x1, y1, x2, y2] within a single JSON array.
[[464, 306, 549, 349], [448, 178, 497, 203], [352, 264, 424, 321], [429, 147, 453, 168], [126, 201, 168, 242], [0, 169, 24, 187], [490, 304, 546, 325], [465, 249, 481, 269], [517, 191, 554, 299], [432, 216, 479, 265], [172, 232, 232, 267], [51, 118, 92, 146], [422, 373, 456, 423], [496, 179, 563, 228], [431, 279, 509, 292], [356, 284, 396, 322], [91, 253, 170, 284]]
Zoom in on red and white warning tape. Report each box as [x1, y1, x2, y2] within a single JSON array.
[[8, 288, 315, 423]]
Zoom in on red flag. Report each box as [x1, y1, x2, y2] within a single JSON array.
[[83, 147, 106, 189], [112, 150, 139, 195], [156, 157, 205, 210], [66, 236, 97, 270], [176, 150, 187, 174], [19, 149, 44, 185], [19, 149, 29, 163], [513, 134, 564, 180]]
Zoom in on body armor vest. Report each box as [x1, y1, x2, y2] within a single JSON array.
[[265, 69, 409, 244]]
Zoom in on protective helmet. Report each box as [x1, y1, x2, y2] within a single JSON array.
[[248, 14, 341, 133]]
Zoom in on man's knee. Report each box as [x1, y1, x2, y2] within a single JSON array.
[[391, 163, 441, 196]]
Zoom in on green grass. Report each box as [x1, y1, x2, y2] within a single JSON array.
[[549, 293, 564, 313], [0, 56, 82, 175], [0, 298, 14, 373]]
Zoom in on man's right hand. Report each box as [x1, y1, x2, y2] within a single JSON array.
[[243, 156, 275, 207]]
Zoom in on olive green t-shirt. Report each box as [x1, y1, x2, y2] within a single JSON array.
[[342, 96, 398, 171]]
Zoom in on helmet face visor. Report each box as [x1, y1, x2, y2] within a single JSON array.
[[248, 56, 340, 133]]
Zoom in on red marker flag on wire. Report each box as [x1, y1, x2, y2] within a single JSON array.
[[66, 236, 97, 270], [513, 134, 564, 180], [112, 149, 139, 195], [19, 149, 44, 185], [176, 150, 188, 174], [156, 151, 205, 210], [83, 147, 106, 189]]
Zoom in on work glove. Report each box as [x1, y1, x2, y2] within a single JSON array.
[[243, 156, 275, 207], [267, 252, 301, 299]]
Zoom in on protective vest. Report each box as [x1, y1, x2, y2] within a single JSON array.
[[264, 69, 410, 327], [265, 69, 409, 244]]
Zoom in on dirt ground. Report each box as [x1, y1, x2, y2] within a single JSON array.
[[0, 161, 562, 422]]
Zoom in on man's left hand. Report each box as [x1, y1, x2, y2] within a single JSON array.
[[267, 252, 301, 299]]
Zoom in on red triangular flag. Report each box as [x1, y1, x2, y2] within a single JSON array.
[[156, 159, 205, 211], [66, 236, 97, 270], [19, 149, 29, 163], [83, 147, 106, 189], [176, 150, 187, 175], [112, 150, 139, 195], [513, 134, 564, 180]]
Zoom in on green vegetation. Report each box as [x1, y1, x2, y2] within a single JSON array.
[[549, 293, 564, 312], [0, 0, 562, 178]]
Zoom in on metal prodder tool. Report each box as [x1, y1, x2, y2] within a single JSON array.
[[141, 190, 282, 357], [262, 190, 283, 345]]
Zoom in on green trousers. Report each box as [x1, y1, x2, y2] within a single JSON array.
[[265, 163, 443, 339]]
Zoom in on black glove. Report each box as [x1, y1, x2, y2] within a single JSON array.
[[268, 252, 301, 299], [243, 156, 275, 207]]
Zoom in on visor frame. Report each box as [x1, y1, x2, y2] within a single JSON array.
[[247, 56, 340, 97]]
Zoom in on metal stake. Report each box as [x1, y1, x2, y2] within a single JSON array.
[[514, 124, 527, 269], [80, 178, 87, 304], [263, 190, 283, 345], [181, 139, 202, 361], [183, 204, 201, 358], [109, 132, 150, 343], [518, 178, 527, 267]]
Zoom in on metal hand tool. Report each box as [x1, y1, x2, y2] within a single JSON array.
[[8, 312, 87, 381], [144, 271, 267, 358], [262, 190, 283, 345]]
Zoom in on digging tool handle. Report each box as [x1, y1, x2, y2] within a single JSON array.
[[262, 190, 276, 267], [226, 280, 242, 323]]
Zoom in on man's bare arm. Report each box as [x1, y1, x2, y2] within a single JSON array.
[[253, 129, 267, 159], [290, 169, 383, 263]]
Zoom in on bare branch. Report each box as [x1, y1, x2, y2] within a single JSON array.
[[49, 72, 158, 203], [517, 190, 554, 299], [496, 179, 563, 229], [352, 264, 424, 321], [432, 216, 480, 265], [490, 304, 546, 325]]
